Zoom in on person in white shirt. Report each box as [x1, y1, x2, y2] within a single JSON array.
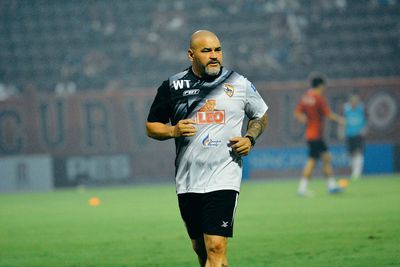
[[146, 30, 269, 267]]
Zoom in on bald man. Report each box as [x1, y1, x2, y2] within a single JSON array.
[[146, 30, 269, 267]]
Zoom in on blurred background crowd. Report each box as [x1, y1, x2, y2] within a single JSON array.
[[0, 0, 399, 98]]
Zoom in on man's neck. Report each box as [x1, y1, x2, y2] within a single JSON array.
[[312, 87, 323, 95], [191, 67, 203, 79]]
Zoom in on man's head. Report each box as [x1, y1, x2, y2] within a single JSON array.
[[350, 93, 360, 107], [309, 72, 327, 91], [188, 30, 223, 78]]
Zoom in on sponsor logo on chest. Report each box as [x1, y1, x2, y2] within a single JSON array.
[[202, 134, 222, 148], [195, 99, 225, 124], [172, 80, 201, 96], [172, 80, 191, 90], [196, 111, 225, 124], [183, 89, 200, 96]]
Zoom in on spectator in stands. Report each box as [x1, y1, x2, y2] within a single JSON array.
[[0, 82, 19, 100], [55, 81, 77, 96]]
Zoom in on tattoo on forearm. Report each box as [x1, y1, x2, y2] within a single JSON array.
[[246, 114, 268, 139]]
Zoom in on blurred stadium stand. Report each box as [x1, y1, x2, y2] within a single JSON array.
[[0, 0, 399, 94]]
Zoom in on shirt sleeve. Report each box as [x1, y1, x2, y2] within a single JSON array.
[[244, 80, 268, 119], [295, 99, 304, 114], [147, 80, 171, 123]]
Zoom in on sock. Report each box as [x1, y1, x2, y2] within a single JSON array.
[[327, 177, 337, 189], [352, 153, 364, 179], [298, 177, 309, 193]]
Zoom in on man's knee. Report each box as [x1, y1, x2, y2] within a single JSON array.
[[205, 236, 227, 255], [321, 152, 331, 163], [208, 241, 224, 254]]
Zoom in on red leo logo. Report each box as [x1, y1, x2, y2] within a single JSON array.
[[196, 99, 225, 124]]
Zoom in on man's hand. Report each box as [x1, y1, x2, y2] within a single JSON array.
[[329, 113, 345, 126], [229, 137, 252, 156], [295, 112, 307, 124], [338, 116, 345, 126], [173, 119, 197, 137]]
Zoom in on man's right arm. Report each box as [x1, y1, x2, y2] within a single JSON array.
[[146, 119, 197, 141], [320, 96, 345, 126], [294, 99, 307, 124], [294, 110, 307, 124], [146, 122, 175, 140]]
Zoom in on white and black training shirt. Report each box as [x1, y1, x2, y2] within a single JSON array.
[[148, 67, 268, 194]]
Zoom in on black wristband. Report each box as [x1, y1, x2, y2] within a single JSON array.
[[245, 135, 256, 147]]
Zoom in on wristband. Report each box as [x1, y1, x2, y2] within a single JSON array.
[[245, 135, 256, 147]]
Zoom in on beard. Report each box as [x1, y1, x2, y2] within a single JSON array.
[[205, 64, 221, 76]]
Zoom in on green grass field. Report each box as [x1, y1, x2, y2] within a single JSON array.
[[1, 175, 400, 267]]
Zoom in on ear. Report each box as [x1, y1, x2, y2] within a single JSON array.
[[187, 49, 194, 62]]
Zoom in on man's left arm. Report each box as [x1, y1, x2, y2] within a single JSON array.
[[229, 112, 269, 156]]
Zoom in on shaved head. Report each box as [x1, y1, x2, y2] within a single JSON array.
[[189, 30, 220, 49], [188, 30, 223, 78]]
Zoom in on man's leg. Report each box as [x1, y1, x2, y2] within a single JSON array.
[[204, 234, 228, 267], [191, 238, 207, 267], [178, 193, 207, 266], [298, 158, 316, 196], [321, 152, 333, 178], [351, 149, 364, 180], [348, 136, 364, 180], [303, 158, 317, 178], [321, 152, 341, 193]]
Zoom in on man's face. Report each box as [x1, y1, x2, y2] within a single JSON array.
[[350, 95, 359, 107], [188, 36, 223, 78]]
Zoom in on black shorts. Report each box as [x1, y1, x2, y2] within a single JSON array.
[[347, 135, 364, 154], [307, 139, 328, 159], [178, 190, 239, 239]]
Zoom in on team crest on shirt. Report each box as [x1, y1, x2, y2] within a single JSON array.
[[223, 83, 235, 97], [195, 99, 225, 124]]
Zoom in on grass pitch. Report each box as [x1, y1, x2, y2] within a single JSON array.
[[1, 175, 399, 267]]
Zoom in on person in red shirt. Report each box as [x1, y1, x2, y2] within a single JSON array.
[[294, 73, 345, 196]]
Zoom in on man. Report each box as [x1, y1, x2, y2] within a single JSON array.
[[294, 73, 344, 197], [343, 93, 367, 180], [146, 30, 268, 267]]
